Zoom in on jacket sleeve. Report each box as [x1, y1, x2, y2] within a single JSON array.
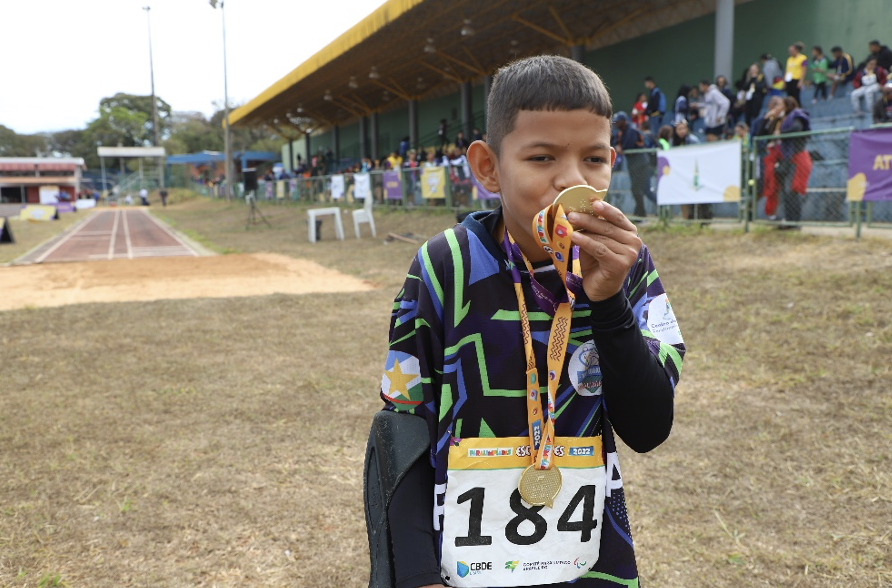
[[380, 251, 444, 433], [380, 247, 448, 588], [589, 245, 684, 453]]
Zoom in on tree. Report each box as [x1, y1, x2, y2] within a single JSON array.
[[0, 125, 48, 157], [98, 93, 172, 144], [163, 111, 223, 155], [209, 106, 285, 154]]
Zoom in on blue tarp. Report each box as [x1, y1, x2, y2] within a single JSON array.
[[166, 150, 279, 168]]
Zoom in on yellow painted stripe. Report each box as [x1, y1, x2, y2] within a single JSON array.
[[448, 436, 604, 470], [230, 0, 426, 126]]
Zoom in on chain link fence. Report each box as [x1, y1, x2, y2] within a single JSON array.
[[750, 128, 851, 226], [168, 126, 891, 234]]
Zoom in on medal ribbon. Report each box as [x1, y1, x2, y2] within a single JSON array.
[[503, 204, 580, 471]]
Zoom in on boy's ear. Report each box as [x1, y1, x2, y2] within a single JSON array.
[[610, 146, 617, 168], [467, 140, 501, 193]]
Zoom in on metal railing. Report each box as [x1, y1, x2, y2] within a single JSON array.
[[168, 125, 892, 237]]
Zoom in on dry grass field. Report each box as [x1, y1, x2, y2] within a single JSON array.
[[1, 195, 890, 588]]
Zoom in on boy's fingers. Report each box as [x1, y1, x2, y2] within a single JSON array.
[[584, 232, 642, 258], [567, 212, 641, 247], [572, 231, 635, 265]]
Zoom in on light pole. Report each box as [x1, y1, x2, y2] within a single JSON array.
[[143, 6, 163, 187], [210, 0, 232, 200]]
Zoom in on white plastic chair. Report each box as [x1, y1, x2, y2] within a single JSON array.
[[307, 207, 345, 243], [353, 192, 376, 238]]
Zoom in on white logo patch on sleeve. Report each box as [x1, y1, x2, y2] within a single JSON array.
[[568, 341, 602, 397], [646, 293, 684, 345]]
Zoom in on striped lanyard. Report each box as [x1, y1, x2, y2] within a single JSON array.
[[502, 204, 581, 471]]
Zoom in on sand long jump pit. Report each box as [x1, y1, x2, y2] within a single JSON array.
[[0, 252, 374, 311]]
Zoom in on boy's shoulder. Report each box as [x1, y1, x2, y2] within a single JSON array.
[[416, 209, 503, 270]]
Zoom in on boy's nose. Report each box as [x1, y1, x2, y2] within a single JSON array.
[[556, 165, 588, 191]]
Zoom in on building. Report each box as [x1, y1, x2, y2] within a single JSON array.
[[0, 157, 85, 205]]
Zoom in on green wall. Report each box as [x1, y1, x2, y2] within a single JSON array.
[[588, 0, 888, 115]]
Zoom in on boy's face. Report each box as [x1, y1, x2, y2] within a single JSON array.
[[491, 109, 614, 252]]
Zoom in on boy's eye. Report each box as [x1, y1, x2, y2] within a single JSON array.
[[528, 155, 552, 162], [586, 157, 607, 164]]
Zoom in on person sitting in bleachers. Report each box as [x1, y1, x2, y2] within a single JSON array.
[[857, 40, 892, 72], [874, 83, 892, 124], [828, 46, 856, 98], [851, 57, 888, 115]]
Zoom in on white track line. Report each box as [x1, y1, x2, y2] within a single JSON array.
[[107, 210, 120, 260], [140, 210, 199, 256], [34, 211, 100, 264], [122, 210, 134, 259]]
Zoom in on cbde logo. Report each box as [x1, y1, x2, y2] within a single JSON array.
[[457, 561, 492, 578]]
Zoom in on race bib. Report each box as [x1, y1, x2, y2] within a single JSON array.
[[784, 72, 793, 82], [441, 437, 606, 587]]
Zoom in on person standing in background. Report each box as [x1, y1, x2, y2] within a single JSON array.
[[810, 46, 830, 102], [785, 42, 808, 104], [761, 53, 785, 97], [643, 76, 667, 130], [698, 79, 731, 137], [743, 64, 768, 124]]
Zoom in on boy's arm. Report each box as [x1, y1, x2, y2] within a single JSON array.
[[588, 287, 677, 453], [379, 252, 445, 588], [569, 204, 685, 452]]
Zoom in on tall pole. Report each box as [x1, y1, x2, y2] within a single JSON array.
[[211, 0, 232, 200], [144, 6, 163, 187]]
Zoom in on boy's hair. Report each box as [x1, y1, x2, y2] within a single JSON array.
[[486, 55, 612, 156], [813, 45, 823, 54]]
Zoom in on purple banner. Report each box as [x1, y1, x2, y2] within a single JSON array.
[[383, 171, 403, 200], [471, 173, 499, 200], [55, 202, 75, 213], [847, 127, 892, 202]]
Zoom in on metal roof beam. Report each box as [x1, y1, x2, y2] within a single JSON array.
[[419, 61, 463, 84], [511, 13, 569, 46], [586, 5, 649, 44], [372, 79, 412, 101], [547, 2, 576, 44], [435, 50, 485, 77]]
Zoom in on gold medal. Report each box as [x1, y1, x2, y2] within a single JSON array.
[[518, 464, 562, 508], [552, 184, 607, 217]]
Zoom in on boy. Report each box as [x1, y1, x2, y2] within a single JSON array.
[[377, 56, 684, 588]]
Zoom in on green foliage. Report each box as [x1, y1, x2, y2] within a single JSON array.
[[0, 124, 48, 157], [0, 93, 283, 169]]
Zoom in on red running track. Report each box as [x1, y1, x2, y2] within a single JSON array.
[[17, 209, 199, 264]]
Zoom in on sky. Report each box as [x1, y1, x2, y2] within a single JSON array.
[[0, 0, 381, 135]]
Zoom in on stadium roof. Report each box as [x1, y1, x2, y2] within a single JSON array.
[[230, 0, 753, 131]]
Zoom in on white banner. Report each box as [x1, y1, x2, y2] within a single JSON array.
[[656, 141, 741, 205], [354, 173, 371, 200], [39, 185, 61, 204], [330, 174, 345, 200]]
